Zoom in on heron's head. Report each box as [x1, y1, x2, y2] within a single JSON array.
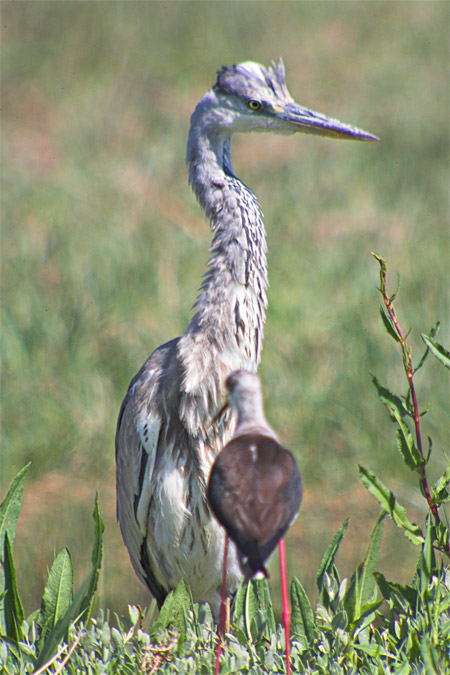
[[199, 58, 378, 141]]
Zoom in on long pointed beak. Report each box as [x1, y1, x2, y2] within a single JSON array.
[[209, 401, 229, 428], [276, 102, 379, 141]]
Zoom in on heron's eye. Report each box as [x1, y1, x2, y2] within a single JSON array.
[[247, 99, 262, 111]]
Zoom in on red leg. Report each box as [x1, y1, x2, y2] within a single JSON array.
[[279, 538, 291, 675], [215, 534, 229, 675]]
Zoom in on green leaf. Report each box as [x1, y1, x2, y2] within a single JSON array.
[[331, 609, 348, 631], [395, 425, 422, 472], [254, 578, 276, 637], [419, 516, 435, 585], [371, 375, 422, 472], [421, 334, 450, 370], [34, 494, 105, 669], [434, 522, 450, 552], [79, 493, 104, 623], [231, 579, 246, 630], [344, 512, 385, 625], [379, 305, 400, 342], [237, 579, 275, 641], [371, 375, 410, 421], [0, 464, 31, 635], [150, 578, 192, 638], [244, 579, 261, 640], [371, 252, 388, 292], [420, 635, 441, 674], [373, 572, 418, 612], [358, 465, 424, 545], [0, 465, 30, 552], [3, 532, 24, 642], [128, 603, 141, 627], [38, 548, 73, 646], [34, 574, 90, 669], [171, 579, 192, 636], [351, 599, 383, 631], [414, 322, 439, 374], [432, 465, 450, 505], [316, 518, 349, 599], [151, 590, 176, 636], [359, 512, 385, 607], [290, 577, 315, 642]]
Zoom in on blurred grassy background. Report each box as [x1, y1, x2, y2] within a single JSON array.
[[2, 1, 448, 618]]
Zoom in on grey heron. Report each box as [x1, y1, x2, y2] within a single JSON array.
[[115, 59, 377, 617]]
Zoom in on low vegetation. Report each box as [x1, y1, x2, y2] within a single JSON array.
[[1, 257, 449, 673]]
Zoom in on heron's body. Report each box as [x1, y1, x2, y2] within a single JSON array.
[[116, 60, 377, 615], [115, 170, 265, 606]]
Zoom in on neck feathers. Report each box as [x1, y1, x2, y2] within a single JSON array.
[[178, 98, 268, 411]]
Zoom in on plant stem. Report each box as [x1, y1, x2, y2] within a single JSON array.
[[375, 255, 443, 532], [279, 539, 291, 675]]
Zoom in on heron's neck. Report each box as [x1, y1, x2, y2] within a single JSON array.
[[179, 125, 268, 414]]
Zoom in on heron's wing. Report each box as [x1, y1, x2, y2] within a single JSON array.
[[115, 355, 167, 603]]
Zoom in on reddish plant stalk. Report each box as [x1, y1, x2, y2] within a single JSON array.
[[279, 539, 291, 675], [379, 273, 441, 526], [214, 534, 229, 675]]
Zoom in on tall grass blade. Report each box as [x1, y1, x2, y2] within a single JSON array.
[[79, 493, 104, 623], [0, 463, 30, 632], [0, 464, 30, 550], [316, 518, 349, 597], [2, 532, 24, 642]]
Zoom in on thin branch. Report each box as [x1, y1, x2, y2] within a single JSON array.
[[31, 643, 69, 675], [53, 633, 84, 675], [373, 254, 444, 537]]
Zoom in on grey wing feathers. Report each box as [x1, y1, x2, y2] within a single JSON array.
[[115, 340, 178, 588], [116, 338, 185, 605]]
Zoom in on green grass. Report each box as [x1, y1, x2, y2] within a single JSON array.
[[2, 0, 449, 620]]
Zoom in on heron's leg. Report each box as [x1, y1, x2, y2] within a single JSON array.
[[279, 539, 291, 675], [215, 534, 229, 675]]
